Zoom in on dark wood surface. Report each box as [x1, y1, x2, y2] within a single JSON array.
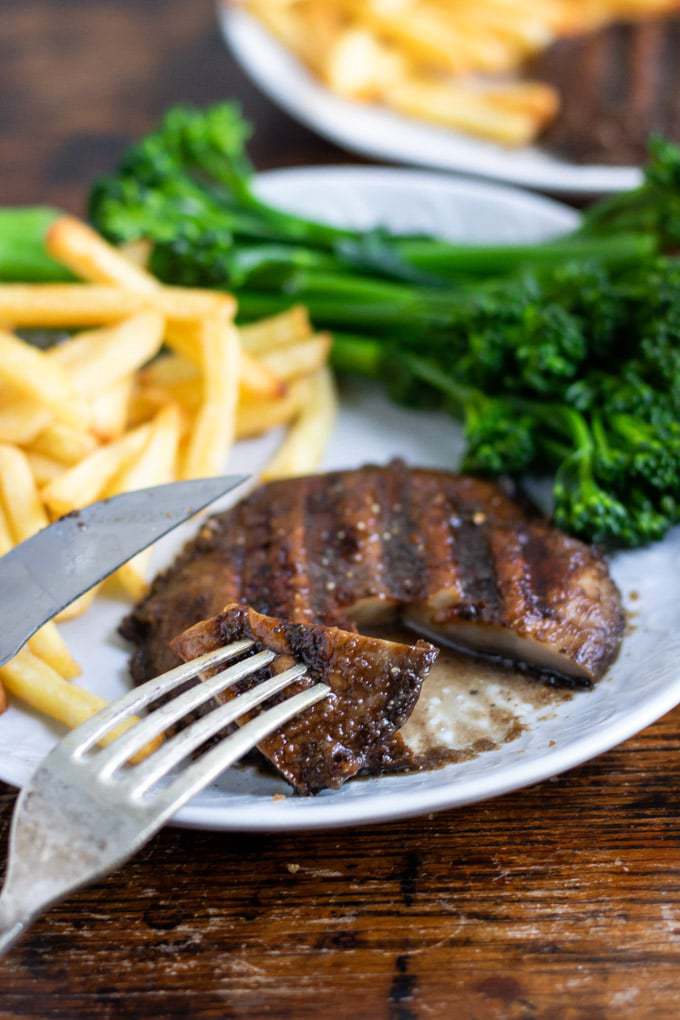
[[2, 3, 680, 1017]]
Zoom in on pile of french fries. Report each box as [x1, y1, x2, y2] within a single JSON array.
[[0, 216, 336, 738], [241, 0, 679, 146]]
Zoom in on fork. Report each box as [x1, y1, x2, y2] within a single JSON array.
[[0, 639, 330, 954]]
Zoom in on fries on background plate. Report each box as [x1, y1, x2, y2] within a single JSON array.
[[239, 0, 679, 146], [0, 216, 336, 738]]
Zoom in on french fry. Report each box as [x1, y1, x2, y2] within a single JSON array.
[[0, 499, 12, 556], [236, 378, 308, 439], [0, 647, 158, 754], [0, 443, 81, 679], [258, 334, 332, 382], [0, 443, 51, 541], [30, 421, 99, 466], [385, 78, 544, 146], [0, 284, 234, 328], [106, 404, 182, 598], [245, 0, 613, 145], [25, 450, 65, 486], [349, 0, 513, 74], [0, 389, 51, 445], [42, 423, 153, 517], [46, 217, 236, 321], [166, 317, 283, 400], [261, 367, 337, 481], [43, 220, 277, 409], [54, 587, 100, 623], [88, 376, 134, 442], [0, 329, 87, 430], [140, 353, 198, 390], [238, 305, 312, 355], [182, 315, 240, 479], [322, 27, 407, 100], [27, 626, 80, 680], [0, 285, 146, 326], [0, 650, 101, 731], [46, 216, 159, 295], [51, 310, 165, 397], [126, 385, 171, 427]]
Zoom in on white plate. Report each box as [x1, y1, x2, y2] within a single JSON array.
[[1, 166, 678, 832], [219, 5, 642, 195]]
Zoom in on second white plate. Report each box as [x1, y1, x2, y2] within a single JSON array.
[[220, 5, 642, 195]]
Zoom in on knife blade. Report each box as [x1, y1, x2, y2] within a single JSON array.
[[0, 475, 247, 668]]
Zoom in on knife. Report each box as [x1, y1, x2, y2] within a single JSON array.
[[0, 475, 247, 668]]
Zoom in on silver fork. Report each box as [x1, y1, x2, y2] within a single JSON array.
[[0, 640, 329, 954]]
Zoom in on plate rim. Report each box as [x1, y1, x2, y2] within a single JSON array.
[[219, 3, 643, 195], [174, 675, 680, 831]]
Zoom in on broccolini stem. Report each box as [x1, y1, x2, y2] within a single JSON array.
[[394, 232, 656, 277], [330, 334, 384, 378], [0, 208, 74, 282]]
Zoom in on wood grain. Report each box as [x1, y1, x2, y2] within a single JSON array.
[[1, 1, 680, 1017]]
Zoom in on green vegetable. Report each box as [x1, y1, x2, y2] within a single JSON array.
[[84, 104, 680, 548], [0, 208, 73, 282]]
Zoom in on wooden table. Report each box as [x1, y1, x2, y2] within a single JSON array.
[[2, 3, 680, 1017]]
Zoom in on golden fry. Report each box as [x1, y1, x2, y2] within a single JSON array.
[[46, 216, 236, 320], [54, 587, 100, 623], [0, 648, 158, 755], [165, 317, 282, 400], [0, 443, 80, 678], [236, 378, 308, 439], [47, 216, 159, 295], [51, 310, 165, 397], [30, 421, 99, 466], [140, 353, 197, 390], [42, 423, 152, 517], [385, 78, 546, 146], [238, 305, 312, 355], [25, 450, 65, 486], [0, 500, 12, 556], [246, 0, 672, 145], [182, 316, 240, 479], [0, 649, 102, 731], [261, 367, 337, 481], [258, 334, 332, 382], [107, 404, 182, 598], [27, 625, 80, 680], [126, 385, 171, 427], [0, 284, 145, 325], [0, 330, 87, 430], [0, 442, 50, 540], [0, 284, 234, 328], [322, 27, 407, 100], [88, 376, 134, 443], [0, 390, 51, 445]]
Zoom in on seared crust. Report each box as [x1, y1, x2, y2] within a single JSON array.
[[122, 462, 624, 688], [171, 604, 438, 794], [532, 14, 680, 165]]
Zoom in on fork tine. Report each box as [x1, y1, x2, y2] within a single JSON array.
[[126, 663, 309, 797], [60, 640, 255, 757], [94, 649, 277, 778], [156, 683, 331, 815]]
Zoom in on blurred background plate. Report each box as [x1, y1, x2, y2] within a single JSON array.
[[220, 4, 642, 196]]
